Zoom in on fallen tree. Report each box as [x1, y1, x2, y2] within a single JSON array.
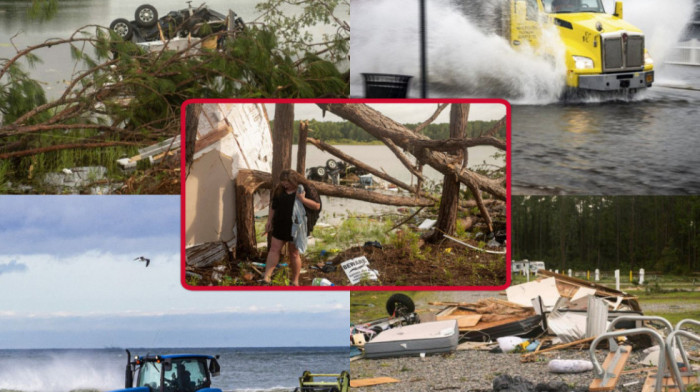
[[318, 103, 507, 232]]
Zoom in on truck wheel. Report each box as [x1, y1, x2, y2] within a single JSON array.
[[134, 4, 158, 28], [314, 166, 327, 177], [386, 293, 415, 317], [109, 18, 134, 40]]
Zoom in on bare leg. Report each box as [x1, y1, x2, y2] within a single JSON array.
[[288, 243, 301, 286], [263, 236, 284, 282]]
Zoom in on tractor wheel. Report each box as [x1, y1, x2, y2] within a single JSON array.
[[386, 293, 415, 317], [134, 4, 158, 28], [109, 18, 134, 40]]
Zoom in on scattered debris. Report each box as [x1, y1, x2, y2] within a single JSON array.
[[340, 256, 379, 285], [548, 359, 593, 374], [363, 319, 459, 359], [350, 377, 400, 388]]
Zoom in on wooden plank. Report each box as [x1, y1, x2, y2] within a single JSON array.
[[350, 377, 400, 387], [436, 314, 482, 328], [521, 337, 594, 361], [589, 348, 632, 391]]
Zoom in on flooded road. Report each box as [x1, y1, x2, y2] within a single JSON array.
[[512, 65, 700, 195]]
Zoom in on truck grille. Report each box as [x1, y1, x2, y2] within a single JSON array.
[[601, 32, 644, 72]]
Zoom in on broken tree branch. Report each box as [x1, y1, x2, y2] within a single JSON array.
[[414, 103, 449, 134], [318, 103, 506, 200]]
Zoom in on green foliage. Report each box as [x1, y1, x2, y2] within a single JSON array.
[[1, 7, 349, 190], [0, 64, 48, 125], [255, 0, 350, 64], [512, 196, 700, 273]]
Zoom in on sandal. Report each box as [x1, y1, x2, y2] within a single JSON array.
[[258, 279, 272, 286]]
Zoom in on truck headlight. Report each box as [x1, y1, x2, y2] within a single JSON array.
[[645, 51, 654, 66], [573, 56, 594, 69]]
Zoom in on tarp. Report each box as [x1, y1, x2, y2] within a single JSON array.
[[185, 104, 272, 247]]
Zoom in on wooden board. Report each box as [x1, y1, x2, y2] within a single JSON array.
[[641, 372, 699, 392], [350, 377, 400, 387], [589, 348, 632, 391], [436, 314, 482, 328]]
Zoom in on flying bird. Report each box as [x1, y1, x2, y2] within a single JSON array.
[[134, 256, 150, 267]]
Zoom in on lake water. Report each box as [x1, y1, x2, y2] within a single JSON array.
[[291, 144, 503, 224], [0, 347, 348, 392]]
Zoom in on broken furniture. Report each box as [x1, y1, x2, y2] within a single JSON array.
[[663, 319, 700, 392], [589, 327, 668, 392], [590, 315, 699, 392], [363, 319, 459, 359]]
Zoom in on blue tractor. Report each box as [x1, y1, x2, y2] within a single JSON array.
[[110, 350, 222, 392]]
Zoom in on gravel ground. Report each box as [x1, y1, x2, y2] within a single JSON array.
[[351, 349, 654, 392]]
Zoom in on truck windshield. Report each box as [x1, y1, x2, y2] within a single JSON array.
[[136, 362, 162, 391], [543, 0, 605, 13], [163, 359, 210, 392]]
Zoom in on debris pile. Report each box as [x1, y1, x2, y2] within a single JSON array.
[[350, 273, 700, 391]]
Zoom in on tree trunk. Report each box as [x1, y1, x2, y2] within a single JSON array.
[[428, 104, 469, 242], [235, 170, 271, 258], [296, 120, 308, 175], [185, 103, 202, 176], [271, 103, 294, 189]]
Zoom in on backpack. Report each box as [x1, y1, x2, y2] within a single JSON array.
[[302, 183, 322, 233]]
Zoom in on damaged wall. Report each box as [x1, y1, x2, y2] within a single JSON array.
[[185, 104, 272, 247]]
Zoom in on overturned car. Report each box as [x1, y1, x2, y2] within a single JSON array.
[[109, 3, 244, 43]]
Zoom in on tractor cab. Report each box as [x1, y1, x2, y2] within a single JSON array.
[[111, 350, 222, 392]]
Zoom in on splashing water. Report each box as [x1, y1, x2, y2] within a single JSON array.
[[0, 351, 124, 392], [351, 0, 567, 103]]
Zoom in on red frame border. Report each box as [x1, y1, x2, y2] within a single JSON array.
[[180, 98, 512, 291]]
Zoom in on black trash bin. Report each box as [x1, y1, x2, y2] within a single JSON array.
[[362, 73, 412, 98]]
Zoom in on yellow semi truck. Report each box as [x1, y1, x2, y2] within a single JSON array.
[[503, 0, 654, 93]]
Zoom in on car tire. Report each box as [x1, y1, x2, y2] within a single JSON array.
[[109, 18, 134, 40], [386, 293, 415, 317], [326, 159, 338, 171], [134, 4, 158, 28]]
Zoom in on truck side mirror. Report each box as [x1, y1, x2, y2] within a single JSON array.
[[209, 359, 221, 377], [614, 1, 623, 19]]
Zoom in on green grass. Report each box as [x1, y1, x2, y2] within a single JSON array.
[[351, 291, 438, 323]]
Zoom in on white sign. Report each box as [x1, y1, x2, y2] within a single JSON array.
[[340, 256, 379, 285]]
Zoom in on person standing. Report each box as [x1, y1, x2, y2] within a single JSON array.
[[262, 170, 321, 286]]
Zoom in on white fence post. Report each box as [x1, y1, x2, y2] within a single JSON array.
[[595, 269, 600, 281], [639, 268, 645, 285], [615, 269, 620, 291]]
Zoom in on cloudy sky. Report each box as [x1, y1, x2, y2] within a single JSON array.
[[266, 102, 507, 123], [0, 196, 348, 349]]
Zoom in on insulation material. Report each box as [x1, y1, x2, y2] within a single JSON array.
[[186, 104, 272, 247], [506, 277, 561, 310], [547, 297, 587, 343]]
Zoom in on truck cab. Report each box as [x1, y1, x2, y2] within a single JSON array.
[[509, 0, 654, 92], [111, 351, 222, 392]]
